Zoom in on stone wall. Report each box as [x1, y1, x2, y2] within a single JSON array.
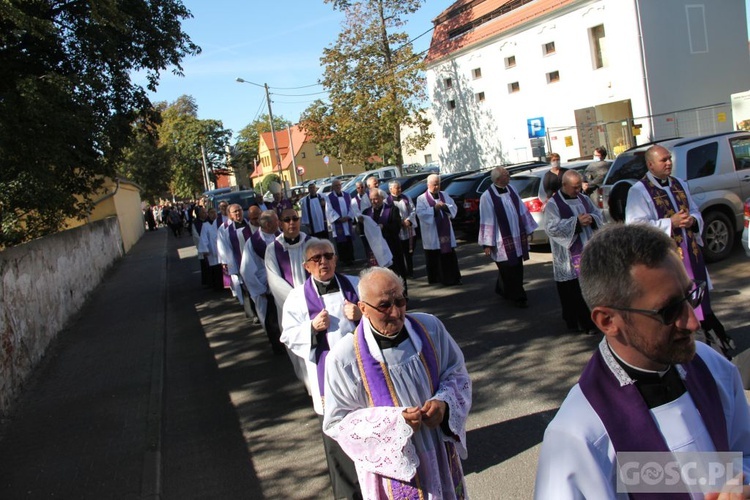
[[0, 218, 124, 416]]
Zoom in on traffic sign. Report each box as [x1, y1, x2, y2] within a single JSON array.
[[323, 155, 330, 165], [527, 117, 546, 138], [297, 165, 305, 176]]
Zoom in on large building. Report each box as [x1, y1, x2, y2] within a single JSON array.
[[424, 0, 750, 170]]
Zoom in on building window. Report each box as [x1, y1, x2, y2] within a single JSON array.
[[475, 91, 486, 103], [424, 154, 433, 164], [543, 41, 556, 56], [444, 77, 453, 89], [448, 99, 456, 110], [472, 67, 482, 79], [546, 70, 560, 84], [589, 24, 607, 69], [505, 55, 516, 68], [301, 152, 306, 159], [508, 81, 520, 93], [686, 4, 708, 54]]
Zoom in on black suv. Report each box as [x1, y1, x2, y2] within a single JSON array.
[[443, 161, 549, 236]]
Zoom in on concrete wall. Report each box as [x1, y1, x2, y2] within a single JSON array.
[[0, 218, 124, 416]]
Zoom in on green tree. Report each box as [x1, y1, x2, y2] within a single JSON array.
[[116, 108, 171, 204], [0, 0, 199, 246], [233, 114, 292, 174], [304, 0, 431, 167], [158, 96, 232, 199]]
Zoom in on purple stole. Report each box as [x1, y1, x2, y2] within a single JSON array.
[[272, 198, 293, 217], [640, 177, 711, 319], [250, 230, 278, 260], [425, 191, 453, 254], [328, 192, 353, 242], [273, 235, 311, 287], [228, 222, 252, 267], [216, 213, 224, 227], [487, 186, 529, 265], [550, 191, 593, 277], [193, 218, 204, 236], [305, 195, 323, 233], [363, 204, 392, 226], [303, 274, 359, 401], [353, 316, 463, 499], [579, 346, 729, 500]]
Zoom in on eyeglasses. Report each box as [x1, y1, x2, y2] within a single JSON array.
[[306, 252, 335, 264], [606, 280, 706, 325], [281, 216, 300, 223], [361, 297, 408, 314]]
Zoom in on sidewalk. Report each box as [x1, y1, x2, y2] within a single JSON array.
[[0, 229, 314, 499]]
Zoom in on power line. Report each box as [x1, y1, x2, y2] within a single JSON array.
[[271, 82, 322, 90], [271, 90, 329, 97]]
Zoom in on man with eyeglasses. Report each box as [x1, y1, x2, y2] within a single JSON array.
[[323, 267, 472, 499], [265, 208, 312, 389], [626, 144, 732, 358], [544, 170, 603, 334], [280, 238, 362, 499], [535, 224, 750, 499], [241, 210, 284, 355]]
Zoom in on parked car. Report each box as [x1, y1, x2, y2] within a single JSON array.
[[742, 198, 750, 258], [442, 161, 549, 237], [387, 173, 431, 191], [599, 131, 750, 262], [403, 170, 478, 206], [211, 189, 258, 210], [342, 166, 402, 193]]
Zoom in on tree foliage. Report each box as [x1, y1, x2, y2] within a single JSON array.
[[233, 114, 292, 175], [301, 0, 431, 168], [157, 96, 232, 199], [0, 0, 199, 246]]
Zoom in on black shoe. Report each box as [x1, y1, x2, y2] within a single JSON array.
[[516, 300, 528, 309]]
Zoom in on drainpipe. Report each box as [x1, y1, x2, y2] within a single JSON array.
[[634, 0, 654, 140]]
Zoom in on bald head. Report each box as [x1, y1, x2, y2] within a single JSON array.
[[427, 174, 440, 195], [561, 170, 583, 197], [248, 205, 262, 226]]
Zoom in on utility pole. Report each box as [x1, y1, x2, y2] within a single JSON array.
[[287, 125, 299, 186], [265, 83, 284, 190]]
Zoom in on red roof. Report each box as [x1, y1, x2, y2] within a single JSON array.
[[426, 0, 576, 65], [256, 125, 308, 177]]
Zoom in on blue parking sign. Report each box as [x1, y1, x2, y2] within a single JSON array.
[[527, 117, 546, 138]]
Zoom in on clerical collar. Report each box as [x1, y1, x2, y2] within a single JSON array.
[[234, 220, 248, 229], [284, 235, 301, 245], [495, 185, 508, 194], [370, 326, 410, 349], [649, 172, 670, 187], [314, 277, 339, 296], [561, 192, 577, 200], [608, 344, 686, 408]]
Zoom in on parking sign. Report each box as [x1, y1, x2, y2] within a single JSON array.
[[527, 117, 546, 138]]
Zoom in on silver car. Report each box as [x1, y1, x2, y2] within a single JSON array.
[[509, 162, 595, 245], [742, 198, 750, 257]]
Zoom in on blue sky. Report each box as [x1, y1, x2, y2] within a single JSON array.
[[139, 0, 750, 141], [136, 0, 456, 140]]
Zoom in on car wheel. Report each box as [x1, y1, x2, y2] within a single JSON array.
[[702, 210, 734, 263], [608, 180, 635, 222]]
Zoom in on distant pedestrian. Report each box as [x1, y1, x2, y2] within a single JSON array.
[[416, 174, 462, 285]]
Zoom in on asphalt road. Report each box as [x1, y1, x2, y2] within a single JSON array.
[[166, 231, 750, 499]]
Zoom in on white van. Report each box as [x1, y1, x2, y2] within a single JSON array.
[[342, 166, 401, 192]]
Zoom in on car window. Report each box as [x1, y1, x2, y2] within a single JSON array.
[[606, 152, 648, 184], [476, 176, 492, 194], [730, 136, 750, 171], [685, 142, 718, 180], [444, 177, 477, 196], [510, 176, 540, 198]]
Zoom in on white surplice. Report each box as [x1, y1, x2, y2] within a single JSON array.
[[239, 230, 276, 326], [477, 184, 538, 262], [534, 341, 750, 500], [544, 194, 604, 282], [326, 192, 354, 239], [392, 195, 418, 241], [323, 313, 472, 499], [301, 194, 326, 235], [280, 274, 359, 415], [217, 220, 253, 303], [416, 191, 458, 251], [361, 216, 393, 267], [198, 219, 220, 266]]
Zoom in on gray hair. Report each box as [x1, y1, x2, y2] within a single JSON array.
[[562, 170, 582, 185], [579, 223, 679, 309], [369, 188, 387, 199], [259, 209, 277, 226], [388, 180, 401, 189], [303, 237, 335, 258], [358, 267, 404, 302], [490, 166, 508, 183]]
